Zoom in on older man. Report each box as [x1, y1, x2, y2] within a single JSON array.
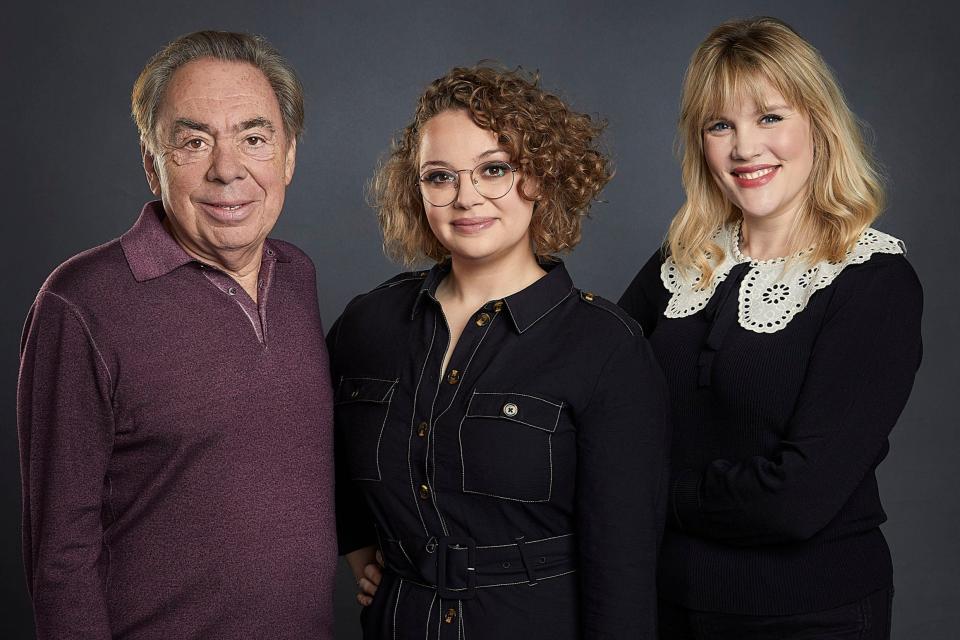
[[17, 31, 336, 638]]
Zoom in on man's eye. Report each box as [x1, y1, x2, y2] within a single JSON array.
[[245, 135, 266, 146], [184, 138, 207, 150]]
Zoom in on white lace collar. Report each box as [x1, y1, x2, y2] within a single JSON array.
[[661, 222, 905, 333]]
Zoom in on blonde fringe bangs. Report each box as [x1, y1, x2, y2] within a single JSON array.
[[668, 17, 884, 287]]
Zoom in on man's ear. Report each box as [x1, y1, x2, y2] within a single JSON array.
[[141, 141, 162, 196], [283, 137, 297, 186]]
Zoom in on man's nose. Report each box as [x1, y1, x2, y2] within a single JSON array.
[[206, 142, 248, 183]]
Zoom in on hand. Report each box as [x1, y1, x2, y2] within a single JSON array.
[[355, 549, 383, 607]]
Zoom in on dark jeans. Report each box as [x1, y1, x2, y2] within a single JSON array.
[[659, 587, 893, 640]]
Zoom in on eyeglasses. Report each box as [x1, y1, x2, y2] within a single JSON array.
[[418, 160, 519, 207]]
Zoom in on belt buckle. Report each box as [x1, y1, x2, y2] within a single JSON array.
[[436, 536, 477, 600]]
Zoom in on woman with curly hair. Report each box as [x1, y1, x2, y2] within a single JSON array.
[[618, 17, 922, 638], [329, 65, 669, 638]]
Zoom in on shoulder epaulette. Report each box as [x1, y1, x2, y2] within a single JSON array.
[[371, 270, 429, 291], [577, 289, 643, 337]]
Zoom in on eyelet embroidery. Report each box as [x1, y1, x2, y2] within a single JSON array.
[[661, 222, 905, 333]]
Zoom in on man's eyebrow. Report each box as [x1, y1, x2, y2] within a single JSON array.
[[239, 117, 275, 132], [172, 118, 212, 135]]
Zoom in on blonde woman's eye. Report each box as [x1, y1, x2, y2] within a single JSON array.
[[760, 114, 784, 125], [706, 121, 731, 133]]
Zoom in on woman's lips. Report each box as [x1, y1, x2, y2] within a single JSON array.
[[199, 201, 254, 222], [451, 217, 496, 234], [732, 165, 780, 188]]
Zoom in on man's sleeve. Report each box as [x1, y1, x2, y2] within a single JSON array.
[[18, 290, 114, 639]]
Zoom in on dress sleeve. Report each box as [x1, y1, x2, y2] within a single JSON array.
[[17, 291, 114, 639], [576, 332, 670, 639], [326, 309, 379, 555], [617, 249, 669, 336], [672, 256, 923, 545]]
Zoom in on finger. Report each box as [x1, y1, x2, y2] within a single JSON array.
[[358, 576, 378, 597], [375, 549, 384, 566], [363, 563, 383, 586], [356, 592, 372, 607]]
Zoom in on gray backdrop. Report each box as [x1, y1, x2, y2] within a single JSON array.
[[3, 1, 957, 638]]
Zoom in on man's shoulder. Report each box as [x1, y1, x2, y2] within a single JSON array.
[[40, 237, 129, 303]]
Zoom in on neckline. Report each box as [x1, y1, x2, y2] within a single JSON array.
[[730, 219, 813, 266]]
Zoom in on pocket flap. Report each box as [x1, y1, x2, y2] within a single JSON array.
[[466, 392, 563, 433], [336, 377, 397, 404]]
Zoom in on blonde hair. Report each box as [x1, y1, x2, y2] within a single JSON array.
[[669, 16, 884, 284], [371, 65, 612, 266]]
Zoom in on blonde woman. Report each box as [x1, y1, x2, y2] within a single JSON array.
[[331, 66, 668, 639], [619, 17, 922, 639]]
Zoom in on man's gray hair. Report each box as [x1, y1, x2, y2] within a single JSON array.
[[132, 30, 304, 149]]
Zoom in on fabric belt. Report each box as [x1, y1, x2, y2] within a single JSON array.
[[381, 533, 577, 600]]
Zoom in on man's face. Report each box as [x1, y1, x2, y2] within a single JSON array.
[[143, 58, 296, 268]]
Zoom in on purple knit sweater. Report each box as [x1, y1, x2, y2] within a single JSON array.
[[17, 202, 337, 639]]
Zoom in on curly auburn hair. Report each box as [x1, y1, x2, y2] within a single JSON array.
[[371, 65, 612, 266]]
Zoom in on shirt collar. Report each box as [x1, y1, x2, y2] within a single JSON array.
[[411, 259, 575, 334], [120, 200, 289, 282]]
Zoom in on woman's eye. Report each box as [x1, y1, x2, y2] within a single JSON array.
[[760, 114, 784, 125], [706, 121, 731, 133], [480, 162, 510, 178], [424, 171, 456, 184]]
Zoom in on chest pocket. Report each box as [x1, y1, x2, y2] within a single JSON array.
[[460, 391, 563, 502], [335, 377, 398, 481]]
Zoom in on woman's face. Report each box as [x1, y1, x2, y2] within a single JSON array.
[[702, 78, 814, 227], [418, 109, 536, 266]]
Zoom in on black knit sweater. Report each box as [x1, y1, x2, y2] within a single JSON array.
[[619, 248, 922, 615]]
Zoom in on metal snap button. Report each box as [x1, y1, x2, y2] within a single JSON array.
[[582, 291, 594, 301], [227, 286, 237, 296], [475, 312, 491, 327], [417, 421, 429, 437], [502, 402, 519, 417], [447, 369, 460, 384], [444, 608, 457, 624], [493, 300, 504, 313], [418, 484, 430, 499]]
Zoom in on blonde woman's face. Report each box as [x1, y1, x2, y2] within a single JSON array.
[[702, 79, 814, 227], [417, 110, 535, 265]]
